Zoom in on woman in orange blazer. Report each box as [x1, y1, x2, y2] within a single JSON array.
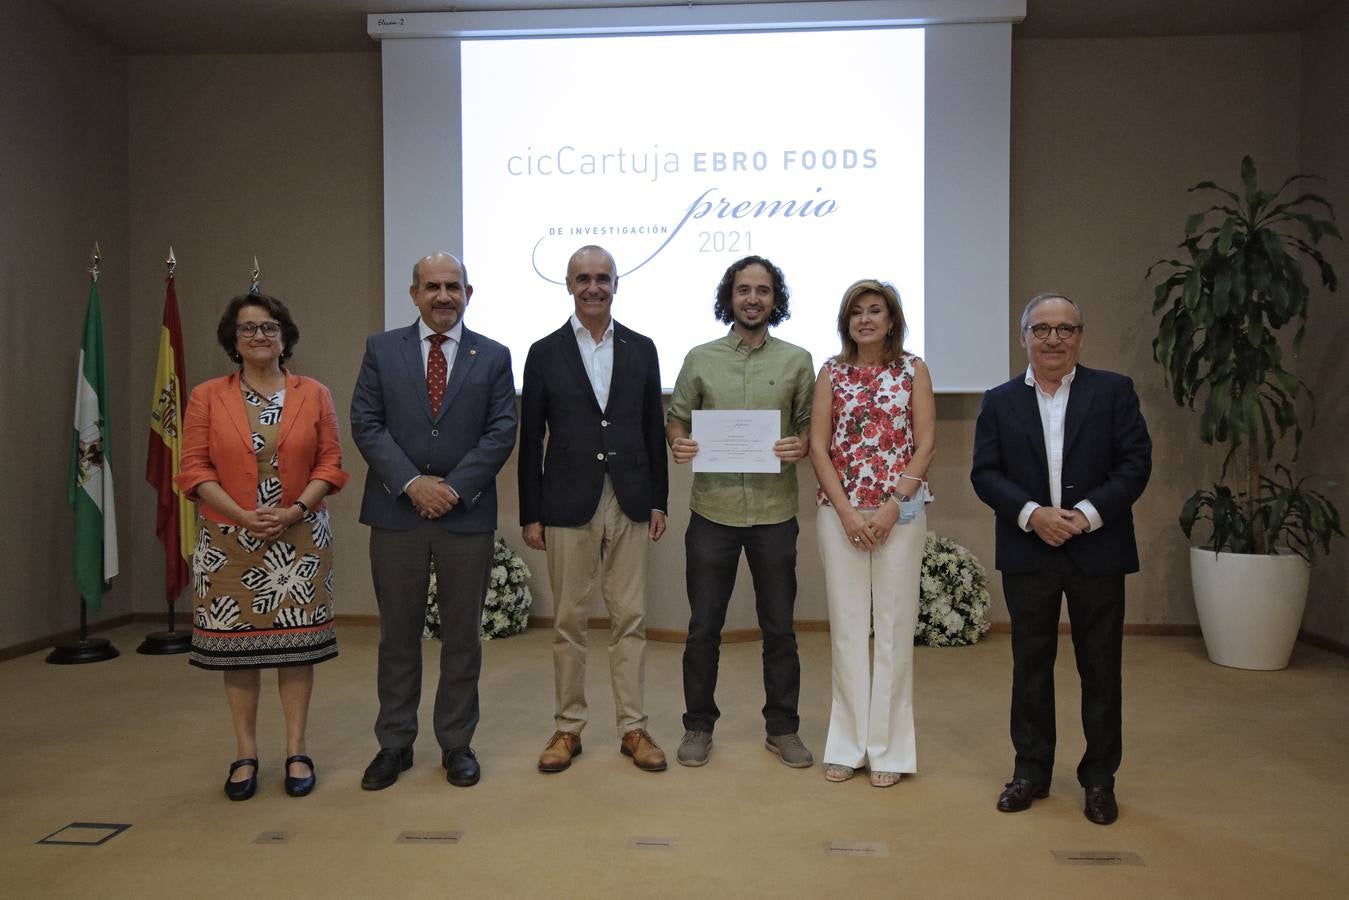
[[176, 293, 348, 801]]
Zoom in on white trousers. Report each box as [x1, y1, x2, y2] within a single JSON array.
[[817, 505, 925, 773]]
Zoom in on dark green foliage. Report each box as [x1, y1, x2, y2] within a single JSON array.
[[1181, 466, 1344, 563], [1150, 156, 1341, 557]]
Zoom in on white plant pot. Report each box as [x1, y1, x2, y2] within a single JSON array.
[[1190, 547, 1311, 670]]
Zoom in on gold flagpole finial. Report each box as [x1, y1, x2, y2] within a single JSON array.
[[166, 246, 177, 278], [90, 242, 102, 283], [249, 255, 261, 295]]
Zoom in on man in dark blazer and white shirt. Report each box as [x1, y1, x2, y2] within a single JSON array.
[[971, 292, 1151, 826], [351, 251, 517, 791], [519, 245, 670, 774]]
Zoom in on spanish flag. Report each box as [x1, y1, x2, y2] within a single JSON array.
[[146, 273, 193, 601]]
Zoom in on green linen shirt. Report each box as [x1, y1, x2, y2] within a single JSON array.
[[666, 330, 815, 527]]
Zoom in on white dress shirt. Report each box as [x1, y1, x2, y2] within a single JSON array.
[[570, 312, 614, 410], [418, 317, 462, 385], [1017, 365, 1103, 533]]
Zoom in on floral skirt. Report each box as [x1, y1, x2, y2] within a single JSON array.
[[188, 510, 337, 670]]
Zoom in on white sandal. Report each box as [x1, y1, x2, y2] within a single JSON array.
[[870, 770, 902, 788], [824, 764, 856, 782]]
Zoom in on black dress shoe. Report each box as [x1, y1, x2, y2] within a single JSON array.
[[443, 747, 480, 787], [361, 747, 413, 791], [996, 777, 1049, 812], [224, 758, 258, 801], [1084, 785, 1119, 825], [284, 754, 317, 797]]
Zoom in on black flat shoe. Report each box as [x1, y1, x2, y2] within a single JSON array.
[[284, 754, 317, 797], [1084, 785, 1119, 825], [443, 747, 480, 787], [361, 747, 413, 791], [224, 758, 258, 801], [996, 777, 1049, 812]]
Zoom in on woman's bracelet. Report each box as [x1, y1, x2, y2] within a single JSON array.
[[292, 499, 310, 513], [898, 473, 924, 484]]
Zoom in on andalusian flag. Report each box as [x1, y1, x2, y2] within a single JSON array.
[[146, 274, 193, 600], [68, 276, 119, 609]]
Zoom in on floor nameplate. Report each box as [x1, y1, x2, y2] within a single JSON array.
[[396, 831, 463, 844], [253, 831, 289, 845], [825, 841, 890, 858], [628, 836, 676, 851], [1052, 850, 1145, 866]]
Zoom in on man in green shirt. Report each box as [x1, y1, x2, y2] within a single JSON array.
[[666, 255, 816, 769]]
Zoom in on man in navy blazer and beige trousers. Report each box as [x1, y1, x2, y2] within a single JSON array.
[[971, 292, 1151, 826], [351, 251, 517, 790], [519, 246, 670, 774]]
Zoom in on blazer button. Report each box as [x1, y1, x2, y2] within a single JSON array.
[[431, 429, 439, 436], [596, 452, 605, 461], [601, 419, 609, 427]]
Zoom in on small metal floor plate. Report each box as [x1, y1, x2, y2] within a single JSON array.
[[1052, 850, 1145, 866]]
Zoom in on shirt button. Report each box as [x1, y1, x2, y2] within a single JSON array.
[[596, 452, 605, 461]]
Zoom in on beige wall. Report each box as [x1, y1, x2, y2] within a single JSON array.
[[1009, 32, 1305, 627], [1299, 0, 1349, 645], [0, 0, 129, 647], [124, 53, 384, 630], [5, 11, 1345, 650]]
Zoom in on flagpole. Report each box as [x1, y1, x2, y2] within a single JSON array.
[[49, 243, 120, 665], [139, 246, 191, 655]]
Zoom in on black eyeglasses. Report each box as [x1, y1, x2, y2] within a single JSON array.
[[236, 322, 281, 338], [1026, 323, 1082, 341]]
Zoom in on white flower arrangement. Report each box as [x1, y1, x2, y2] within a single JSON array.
[[916, 532, 991, 646], [425, 537, 534, 640]]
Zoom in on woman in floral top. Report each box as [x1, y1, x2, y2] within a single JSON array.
[[808, 279, 935, 787]]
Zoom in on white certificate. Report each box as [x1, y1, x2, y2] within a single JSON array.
[[691, 409, 780, 474]]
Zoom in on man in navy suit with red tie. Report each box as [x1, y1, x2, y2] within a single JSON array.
[[971, 292, 1151, 825], [352, 251, 517, 791], [518, 245, 670, 774]]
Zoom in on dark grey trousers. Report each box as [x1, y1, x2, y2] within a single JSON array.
[[682, 513, 802, 736], [370, 524, 493, 753]]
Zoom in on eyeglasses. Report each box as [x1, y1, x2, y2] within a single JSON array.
[[236, 322, 281, 338], [1025, 323, 1082, 341]]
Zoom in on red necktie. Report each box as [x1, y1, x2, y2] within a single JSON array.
[[427, 333, 449, 416]]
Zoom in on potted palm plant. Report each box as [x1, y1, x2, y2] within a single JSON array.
[[1149, 156, 1343, 670]]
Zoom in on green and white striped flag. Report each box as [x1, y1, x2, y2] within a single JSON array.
[[68, 277, 119, 609]]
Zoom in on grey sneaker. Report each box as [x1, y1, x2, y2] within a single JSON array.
[[765, 733, 814, 768], [677, 730, 712, 767]]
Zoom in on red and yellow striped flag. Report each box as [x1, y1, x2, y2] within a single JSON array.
[[146, 275, 193, 600]]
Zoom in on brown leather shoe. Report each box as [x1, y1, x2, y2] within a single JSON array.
[[620, 729, 667, 772], [538, 731, 582, 772]]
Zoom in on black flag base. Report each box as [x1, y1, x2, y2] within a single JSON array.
[[137, 630, 191, 655], [47, 638, 120, 665]]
